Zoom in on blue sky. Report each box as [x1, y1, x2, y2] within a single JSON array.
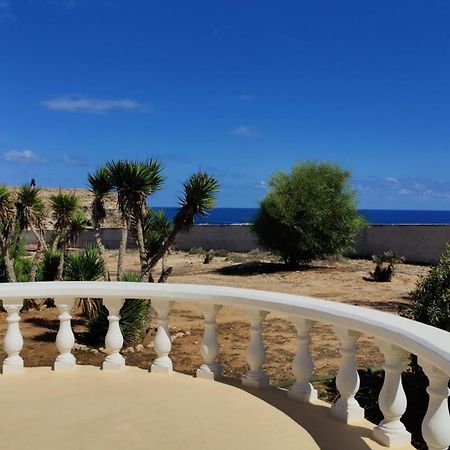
[[1, 0, 450, 209]]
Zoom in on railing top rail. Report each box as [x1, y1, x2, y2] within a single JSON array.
[[1, 281, 449, 375]]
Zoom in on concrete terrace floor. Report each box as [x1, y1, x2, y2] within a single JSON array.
[[0, 366, 414, 450]]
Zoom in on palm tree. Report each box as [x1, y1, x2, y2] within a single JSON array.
[[50, 192, 86, 280], [0, 185, 17, 282], [88, 166, 112, 279], [15, 185, 47, 281], [145, 171, 219, 277], [106, 159, 164, 280]]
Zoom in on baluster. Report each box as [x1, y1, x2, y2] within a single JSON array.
[[2, 302, 24, 374], [102, 298, 125, 370], [288, 317, 317, 403], [54, 297, 76, 371], [242, 309, 269, 389], [151, 300, 174, 374], [419, 359, 450, 450], [330, 326, 364, 423], [373, 341, 411, 446], [197, 304, 222, 380]]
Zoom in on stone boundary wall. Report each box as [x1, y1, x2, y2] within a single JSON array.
[[24, 224, 450, 264]]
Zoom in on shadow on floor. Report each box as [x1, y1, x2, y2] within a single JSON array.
[[217, 376, 387, 450]]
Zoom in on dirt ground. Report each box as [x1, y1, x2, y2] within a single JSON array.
[[0, 250, 430, 387]]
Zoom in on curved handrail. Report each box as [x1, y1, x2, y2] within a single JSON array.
[[1, 281, 449, 376]]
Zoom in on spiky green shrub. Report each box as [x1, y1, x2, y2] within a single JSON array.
[[64, 245, 105, 281], [37, 248, 61, 281], [87, 272, 151, 347], [253, 161, 366, 267], [406, 245, 450, 331]]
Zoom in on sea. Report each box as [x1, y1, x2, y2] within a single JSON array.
[[154, 208, 450, 225]]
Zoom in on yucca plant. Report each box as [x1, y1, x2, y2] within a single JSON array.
[[87, 272, 151, 346], [49, 192, 87, 280], [106, 159, 164, 280], [0, 185, 17, 282], [65, 244, 106, 281], [37, 248, 61, 281], [88, 166, 112, 279], [145, 171, 219, 276], [64, 244, 105, 317]]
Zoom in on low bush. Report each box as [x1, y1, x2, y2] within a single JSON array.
[[369, 251, 404, 282], [406, 244, 450, 331], [87, 271, 151, 347]]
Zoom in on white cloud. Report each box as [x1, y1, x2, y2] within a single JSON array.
[[385, 177, 399, 184], [256, 180, 268, 190], [41, 96, 146, 114], [0, 0, 15, 21], [230, 125, 257, 137], [62, 154, 88, 166], [2, 150, 44, 163]]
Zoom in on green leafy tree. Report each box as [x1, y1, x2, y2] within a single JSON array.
[[253, 161, 366, 267]]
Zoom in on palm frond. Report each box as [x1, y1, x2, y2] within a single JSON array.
[[174, 172, 219, 231]]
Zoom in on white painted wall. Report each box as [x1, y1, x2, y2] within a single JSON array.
[[24, 224, 450, 264]]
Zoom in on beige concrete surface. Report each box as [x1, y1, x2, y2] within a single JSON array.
[[0, 366, 414, 450]]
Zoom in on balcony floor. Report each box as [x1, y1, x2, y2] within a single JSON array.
[[0, 366, 414, 450]]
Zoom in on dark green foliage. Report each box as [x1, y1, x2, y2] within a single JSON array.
[[37, 248, 61, 281], [173, 171, 219, 231], [253, 161, 366, 267], [87, 272, 151, 347], [370, 251, 404, 282], [142, 209, 172, 258], [64, 245, 105, 281], [406, 244, 450, 331]]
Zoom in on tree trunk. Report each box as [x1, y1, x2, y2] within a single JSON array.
[[30, 224, 47, 250], [3, 246, 17, 282], [12, 231, 23, 260], [135, 216, 147, 280], [146, 227, 179, 274], [56, 246, 65, 281], [94, 226, 109, 281], [30, 242, 43, 282], [117, 222, 128, 281]]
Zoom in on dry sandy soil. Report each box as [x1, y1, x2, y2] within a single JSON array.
[[0, 250, 429, 387]]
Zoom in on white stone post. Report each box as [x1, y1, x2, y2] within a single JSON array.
[[242, 309, 269, 389], [54, 298, 76, 371], [151, 300, 174, 374], [102, 298, 125, 371], [288, 316, 317, 403], [3, 303, 24, 374], [373, 341, 411, 447], [197, 304, 222, 380], [330, 326, 364, 423], [419, 359, 450, 450]]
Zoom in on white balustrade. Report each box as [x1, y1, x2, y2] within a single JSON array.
[[242, 309, 269, 389], [1, 282, 450, 447], [288, 317, 317, 403], [102, 298, 126, 370], [330, 326, 365, 423], [373, 341, 411, 447], [54, 298, 76, 371], [151, 299, 174, 374], [3, 302, 24, 374], [419, 359, 450, 450], [197, 304, 222, 380]]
